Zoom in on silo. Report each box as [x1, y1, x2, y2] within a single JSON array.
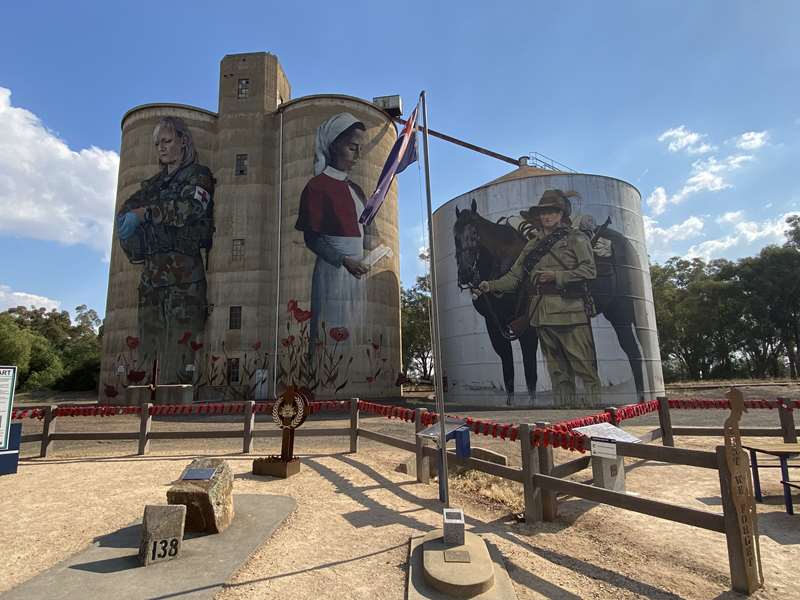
[[101, 104, 218, 399], [276, 95, 402, 398], [100, 52, 403, 403], [432, 165, 664, 407]]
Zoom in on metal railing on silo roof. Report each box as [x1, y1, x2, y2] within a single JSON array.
[[527, 152, 577, 173]]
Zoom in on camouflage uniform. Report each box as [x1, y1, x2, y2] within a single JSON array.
[[118, 162, 214, 383], [486, 215, 601, 407]]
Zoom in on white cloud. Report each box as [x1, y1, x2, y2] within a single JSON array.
[[687, 212, 799, 261], [646, 187, 668, 215], [735, 131, 768, 150], [644, 215, 705, 245], [646, 154, 755, 215], [644, 215, 705, 260], [0, 87, 119, 258], [716, 211, 743, 224], [0, 284, 60, 311], [658, 125, 715, 155]]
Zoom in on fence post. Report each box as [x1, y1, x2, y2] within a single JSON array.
[[777, 397, 797, 444], [535, 421, 557, 521], [138, 403, 152, 456], [349, 398, 359, 454], [605, 407, 619, 426], [657, 396, 674, 447], [519, 423, 542, 524], [415, 408, 430, 484], [715, 446, 759, 595], [243, 401, 255, 454], [40, 404, 57, 458]]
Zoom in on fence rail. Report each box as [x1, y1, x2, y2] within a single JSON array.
[[13, 392, 798, 594]]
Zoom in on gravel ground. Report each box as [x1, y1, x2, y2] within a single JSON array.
[[2, 382, 798, 599]]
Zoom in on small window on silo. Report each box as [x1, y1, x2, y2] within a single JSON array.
[[232, 238, 245, 261], [227, 358, 240, 383], [237, 79, 250, 98], [229, 306, 242, 330], [235, 154, 248, 176]]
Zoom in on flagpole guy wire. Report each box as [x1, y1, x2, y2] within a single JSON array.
[[419, 90, 450, 507]]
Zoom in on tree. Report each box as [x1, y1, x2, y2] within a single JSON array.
[[1, 304, 102, 391], [401, 275, 433, 380], [0, 314, 33, 381], [785, 214, 800, 249]]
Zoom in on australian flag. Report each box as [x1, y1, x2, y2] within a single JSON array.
[[359, 104, 419, 225]]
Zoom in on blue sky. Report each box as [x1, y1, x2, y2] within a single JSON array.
[[0, 1, 798, 320]]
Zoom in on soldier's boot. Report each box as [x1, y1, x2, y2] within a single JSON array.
[[527, 386, 536, 409]]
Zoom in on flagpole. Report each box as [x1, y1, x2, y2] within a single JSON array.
[[420, 90, 449, 507]]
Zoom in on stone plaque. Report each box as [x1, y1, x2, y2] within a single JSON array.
[[443, 507, 465, 547], [139, 504, 186, 566], [167, 458, 234, 534], [444, 550, 471, 563], [182, 467, 217, 480]]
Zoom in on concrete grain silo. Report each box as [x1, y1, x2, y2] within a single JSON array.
[[100, 52, 401, 403], [432, 164, 664, 408]]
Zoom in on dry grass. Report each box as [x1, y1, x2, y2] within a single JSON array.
[[449, 470, 524, 514]]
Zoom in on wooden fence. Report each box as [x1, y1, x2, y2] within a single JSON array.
[[16, 395, 799, 593]]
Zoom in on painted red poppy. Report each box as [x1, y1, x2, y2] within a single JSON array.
[[281, 335, 295, 347], [293, 308, 312, 322], [104, 384, 119, 398], [287, 299, 298, 313], [372, 342, 380, 351], [125, 336, 140, 350], [366, 376, 375, 383], [211, 355, 220, 362], [329, 327, 349, 342], [178, 331, 192, 345], [190, 341, 203, 352], [252, 340, 262, 351], [127, 370, 146, 383]]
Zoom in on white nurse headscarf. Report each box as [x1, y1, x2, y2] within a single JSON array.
[[313, 112, 363, 175]]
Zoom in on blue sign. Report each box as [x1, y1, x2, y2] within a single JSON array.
[[0, 366, 17, 451]]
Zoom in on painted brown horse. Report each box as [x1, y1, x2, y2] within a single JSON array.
[[454, 199, 539, 405]]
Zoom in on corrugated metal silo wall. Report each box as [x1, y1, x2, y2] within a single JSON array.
[[433, 173, 665, 408]]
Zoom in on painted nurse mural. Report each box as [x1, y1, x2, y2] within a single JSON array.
[[294, 112, 377, 356]]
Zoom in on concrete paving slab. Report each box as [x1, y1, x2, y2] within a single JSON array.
[[2, 494, 295, 600], [407, 533, 518, 600]]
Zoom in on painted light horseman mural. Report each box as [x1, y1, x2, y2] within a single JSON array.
[[116, 116, 214, 384], [453, 187, 652, 407]]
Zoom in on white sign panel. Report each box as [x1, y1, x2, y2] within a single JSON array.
[[591, 439, 618, 460], [572, 423, 641, 444], [0, 366, 17, 451]]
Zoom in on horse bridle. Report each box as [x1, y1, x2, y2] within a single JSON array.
[[455, 231, 520, 341]]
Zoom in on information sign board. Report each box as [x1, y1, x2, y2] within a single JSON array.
[[591, 439, 618, 459], [0, 366, 17, 451], [416, 417, 467, 444], [572, 423, 641, 444]]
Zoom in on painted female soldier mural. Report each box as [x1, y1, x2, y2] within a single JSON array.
[[478, 190, 601, 407], [295, 112, 376, 355], [116, 116, 214, 384]]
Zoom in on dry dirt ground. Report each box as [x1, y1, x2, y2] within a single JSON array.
[[3, 384, 799, 599]]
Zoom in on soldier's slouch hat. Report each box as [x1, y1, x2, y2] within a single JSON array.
[[520, 189, 577, 224]]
